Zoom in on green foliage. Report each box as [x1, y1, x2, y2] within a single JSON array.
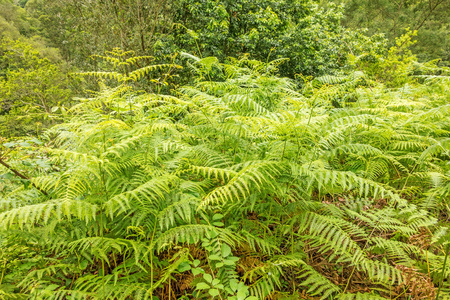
[[328, 0, 450, 65], [353, 30, 419, 87], [0, 3, 448, 298], [0, 0, 61, 61], [26, 0, 174, 69], [76, 48, 182, 94], [0, 38, 71, 136], [1, 55, 449, 299], [23, 0, 386, 79], [0, 0, 39, 40], [173, 0, 383, 77]]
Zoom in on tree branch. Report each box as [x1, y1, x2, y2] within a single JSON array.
[[0, 156, 48, 196], [414, 0, 445, 32]]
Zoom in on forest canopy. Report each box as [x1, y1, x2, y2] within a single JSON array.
[[0, 0, 449, 299]]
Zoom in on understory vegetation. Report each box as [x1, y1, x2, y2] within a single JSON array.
[[1, 0, 450, 299], [1, 51, 450, 299]]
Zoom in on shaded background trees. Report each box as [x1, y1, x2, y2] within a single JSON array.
[[4, 0, 448, 81], [173, 0, 351, 76], [26, 0, 175, 68], [327, 0, 450, 64], [17, 0, 383, 76]]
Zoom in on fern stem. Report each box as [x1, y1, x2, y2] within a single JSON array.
[[307, 139, 318, 170], [401, 163, 418, 191], [266, 47, 274, 64], [307, 106, 314, 126], [128, 94, 133, 122], [281, 139, 287, 161], [393, 287, 408, 299], [243, 137, 253, 162], [343, 263, 357, 294], [0, 258, 5, 286], [169, 278, 171, 300], [342, 225, 378, 294], [295, 136, 302, 161], [207, 238, 224, 300], [99, 130, 110, 296], [233, 124, 242, 163], [294, 105, 303, 161], [290, 226, 294, 255], [436, 243, 449, 300], [149, 213, 158, 300]]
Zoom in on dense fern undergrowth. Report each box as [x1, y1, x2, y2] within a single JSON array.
[[1, 55, 450, 300]]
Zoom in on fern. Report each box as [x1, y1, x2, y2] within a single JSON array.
[[1, 55, 449, 299]]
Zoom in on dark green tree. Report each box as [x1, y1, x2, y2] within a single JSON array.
[[172, 0, 383, 77]]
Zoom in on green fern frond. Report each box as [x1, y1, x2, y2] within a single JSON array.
[[128, 63, 182, 82], [0, 199, 98, 229], [105, 175, 177, 216], [201, 161, 282, 207], [152, 225, 240, 251]]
